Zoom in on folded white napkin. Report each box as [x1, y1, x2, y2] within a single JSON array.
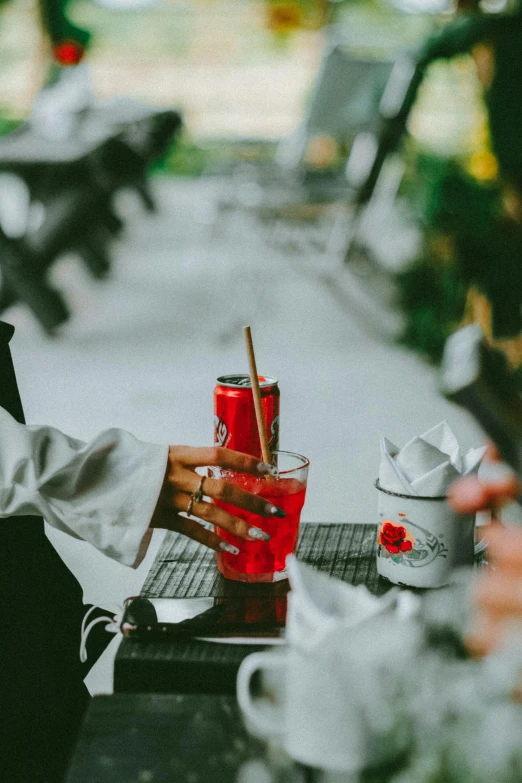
[[285, 555, 404, 652], [285, 556, 422, 746], [379, 421, 486, 497]]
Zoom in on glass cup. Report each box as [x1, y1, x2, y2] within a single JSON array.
[[212, 450, 309, 583]]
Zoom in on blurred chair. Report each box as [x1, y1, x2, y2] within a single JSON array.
[[214, 42, 395, 283], [218, 42, 393, 217], [278, 45, 393, 186]]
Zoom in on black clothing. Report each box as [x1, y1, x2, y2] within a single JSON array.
[[0, 321, 89, 783]]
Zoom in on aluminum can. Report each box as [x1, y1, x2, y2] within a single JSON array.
[[214, 374, 280, 459]]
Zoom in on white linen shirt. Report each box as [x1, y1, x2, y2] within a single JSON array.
[[0, 406, 168, 567]]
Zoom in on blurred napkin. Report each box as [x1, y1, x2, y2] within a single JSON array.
[[285, 555, 415, 652], [379, 421, 486, 497]]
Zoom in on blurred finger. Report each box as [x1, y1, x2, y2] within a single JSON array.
[[474, 571, 522, 617], [448, 474, 518, 514], [448, 477, 489, 514], [485, 441, 501, 462], [483, 526, 522, 569], [465, 610, 504, 657]]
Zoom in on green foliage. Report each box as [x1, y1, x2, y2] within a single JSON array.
[[396, 149, 522, 362], [151, 133, 278, 178], [150, 131, 209, 178], [40, 0, 91, 46], [397, 253, 467, 364], [0, 115, 23, 135]]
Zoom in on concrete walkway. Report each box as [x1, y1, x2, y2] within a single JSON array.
[[7, 176, 485, 690]]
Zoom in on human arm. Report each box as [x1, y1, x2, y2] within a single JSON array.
[[0, 408, 283, 567], [0, 406, 167, 566]]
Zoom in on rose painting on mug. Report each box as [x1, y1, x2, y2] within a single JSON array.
[[378, 521, 414, 554]]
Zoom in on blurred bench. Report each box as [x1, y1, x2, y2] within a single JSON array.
[[0, 99, 181, 332]]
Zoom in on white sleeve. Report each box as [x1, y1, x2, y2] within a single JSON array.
[[0, 407, 168, 567]]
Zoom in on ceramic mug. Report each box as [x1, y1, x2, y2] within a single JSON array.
[[375, 480, 484, 589], [237, 645, 369, 774]]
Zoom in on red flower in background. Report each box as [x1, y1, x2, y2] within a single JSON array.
[[53, 40, 85, 67], [379, 522, 413, 554]]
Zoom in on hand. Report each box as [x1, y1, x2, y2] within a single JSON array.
[[448, 443, 518, 517], [447, 445, 521, 656], [149, 446, 284, 555], [448, 472, 518, 516], [466, 526, 522, 656]]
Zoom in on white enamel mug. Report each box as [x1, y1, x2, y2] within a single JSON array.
[[375, 480, 484, 589], [237, 645, 369, 773]]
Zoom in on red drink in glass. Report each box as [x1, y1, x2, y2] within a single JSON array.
[[213, 451, 309, 583]]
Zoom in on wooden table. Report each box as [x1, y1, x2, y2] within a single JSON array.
[[69, 524, 487, 781], [65, 694, 275, 783], [114, 523, 387, 693], [70, 524, 384, 782]]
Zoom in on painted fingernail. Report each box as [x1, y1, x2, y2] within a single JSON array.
[[248, 527, 271, 542], [219, 541, 240, 555], [257, 462, 278, 477], [265, 503, 286, 518]]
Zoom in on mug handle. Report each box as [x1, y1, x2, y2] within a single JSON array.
[[236, 651, 286, 739], [475, 538, 487, 557]]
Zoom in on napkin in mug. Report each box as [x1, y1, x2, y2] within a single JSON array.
[[285, 556, 422, 759], [285, 555, 408, 652], [379, 421, 486, 497]]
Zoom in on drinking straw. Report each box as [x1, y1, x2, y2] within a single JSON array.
[[243, 325, 272, 466]]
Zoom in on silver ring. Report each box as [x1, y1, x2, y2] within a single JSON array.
[[193, 475, 205, 504], [186, 476, 205, 517]]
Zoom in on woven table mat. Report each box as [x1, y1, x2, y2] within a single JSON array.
[[142, 523, 387, 598]]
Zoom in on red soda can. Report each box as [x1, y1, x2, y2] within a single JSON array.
[[214, 374, 280, 459]]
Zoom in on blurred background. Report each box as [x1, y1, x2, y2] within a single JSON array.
[[1, 0, 521, 688]]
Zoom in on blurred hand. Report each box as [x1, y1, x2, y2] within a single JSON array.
[[448, 472, 518, 516], [448, 445, 521, 656], [149, 446, 283, 554], [466, 526, 522, 656], [448, 442, 518, 516]]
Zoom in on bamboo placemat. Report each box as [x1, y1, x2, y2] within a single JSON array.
[[115, 524, 386, 693], [141, 523, 387, 598]]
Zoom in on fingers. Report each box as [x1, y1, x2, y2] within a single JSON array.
[[482, 526, 522, 571], [485, 441, 501, 463], [171, 492, 270, 542], [170, 467, 285, 520], [474, 570, 522, 617], [152, 444, 279, 554], [448, 474, 518, 514], [169, 445, 274, 476], [448, 477, 490, 514], [465, 605, 522, 657], [465, 611, 504, 657], [466, 527, 522, 657], [180, 469, 283, 518], [159, 512, 239, 555]]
